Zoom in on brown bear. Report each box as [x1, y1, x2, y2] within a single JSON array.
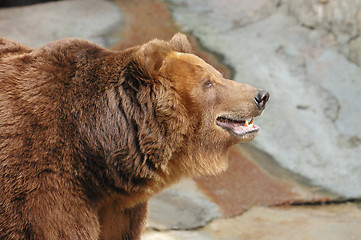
[[0, 33, 269, 240]]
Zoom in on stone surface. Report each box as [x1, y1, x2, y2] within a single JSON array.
[[203, 203, 361, 240], [349, 37, 361, 66], [349, 10, 361, 66], [112, 0, 178, 50], [143, 230, 210, 240], [165, 0, 361, 198], [165, 0, 281, 32], [111, 0, 232, 77], [195, 145, 334, 217], [144, 203, 361, 240], [148, 179, 220, 230], [286, 0, 361, 44], [0, 0, 123, 48]]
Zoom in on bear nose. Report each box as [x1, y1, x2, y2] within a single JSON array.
[[254, 89, 270, 110]]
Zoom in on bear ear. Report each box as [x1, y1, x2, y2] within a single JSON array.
[[135, 33, 191, 79], [169, 33, 192, 53], [136, 39, 170, 79]]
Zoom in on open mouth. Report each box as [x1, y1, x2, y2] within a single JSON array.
[[216, 116, 260, 137]]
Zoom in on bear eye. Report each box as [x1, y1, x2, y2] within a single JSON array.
[[202, 78, 213, 88]]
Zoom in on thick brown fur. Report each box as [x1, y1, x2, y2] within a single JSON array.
[[0, 33, 266, 239]]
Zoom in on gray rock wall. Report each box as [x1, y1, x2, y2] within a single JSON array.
[[0, 0, 123, 48]]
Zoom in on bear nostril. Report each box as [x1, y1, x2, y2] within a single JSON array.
[[254, 90, 270, 110]]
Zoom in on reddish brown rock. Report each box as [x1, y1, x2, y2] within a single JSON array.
[[112, 0, 231, 78], [195, 145, 336, 217]]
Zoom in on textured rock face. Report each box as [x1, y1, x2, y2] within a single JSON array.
[[166, 0, 361, 197], [286, 0, 361, 66], [201, 204, 361, 240], [148, 180, 220, 230], [349, 37, 361, 66], [144, 204, 361, 240], [287, 0, 361, 44], [0, 0, 123, 48]]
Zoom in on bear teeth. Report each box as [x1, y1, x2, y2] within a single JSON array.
[[244, 118, 255, 128], [244, 119, 249, 127], [216, 116, 256, 128]]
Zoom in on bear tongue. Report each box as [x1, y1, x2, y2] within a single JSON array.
[[233, 122, 255, 135]]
